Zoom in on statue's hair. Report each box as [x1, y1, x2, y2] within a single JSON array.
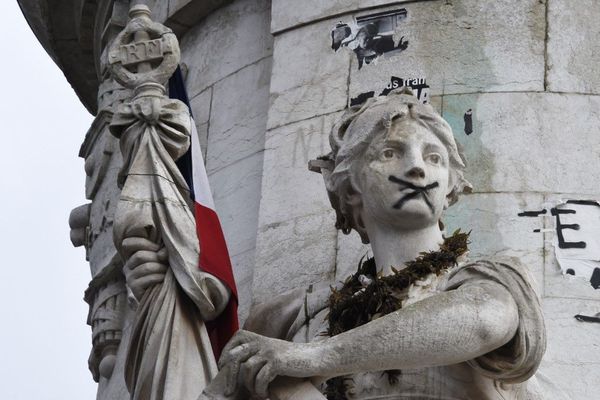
[[311, 88, 472, 244]]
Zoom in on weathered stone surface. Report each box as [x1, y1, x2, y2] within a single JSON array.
[[260, 113, 341, 226], [146, 0, 169, 24], [335, 229, 371, 282], [547, 0, 600, 94], [230, 249, 256, 323], [206, 58, 272, 174], [542, 193, 600, 301], [271, 0, 423, 33], [267, 20, 351, 129], [538, 297, 600, 399], [444, 192, 545, 295], [190, 88, 212, 159], [167, 0, 233, 35], [348, 0, 545, 99], [209, 153, 263, 258], [442, 93, 600, 194], [189, 88, 212, 125], [180, 0, 273, 98], [253, 211, 337, 304]]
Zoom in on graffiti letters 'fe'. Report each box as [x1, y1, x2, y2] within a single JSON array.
[[332, 9, 409, 69]]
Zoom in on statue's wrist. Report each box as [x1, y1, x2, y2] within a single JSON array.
[[300, 341, 332, 377]]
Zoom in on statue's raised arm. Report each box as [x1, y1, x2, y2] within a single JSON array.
[[107, 5, 230, 400]]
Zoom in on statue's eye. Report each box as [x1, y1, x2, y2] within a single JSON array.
[[382, 149, 395, 159], [426, 153, 442, 165]]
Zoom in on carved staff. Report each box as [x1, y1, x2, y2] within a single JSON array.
[[107, 5, 228, 400]]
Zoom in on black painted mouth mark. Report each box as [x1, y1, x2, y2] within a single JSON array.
[[388, 175, 439, 213]]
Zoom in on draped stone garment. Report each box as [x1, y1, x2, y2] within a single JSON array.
[[245, 259, 547, 400], [110, 96, 219, 400]]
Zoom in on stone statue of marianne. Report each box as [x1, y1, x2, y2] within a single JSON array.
[[202, 88, 548, 400]]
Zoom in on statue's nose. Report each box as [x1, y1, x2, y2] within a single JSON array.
[[405, 167, 425, 180]]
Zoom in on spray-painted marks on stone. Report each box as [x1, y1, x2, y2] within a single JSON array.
[[518, 199, 600, 289], [464, 109, 473, 135], [351, 77, 429, 106], [331, 9, 409, 69]]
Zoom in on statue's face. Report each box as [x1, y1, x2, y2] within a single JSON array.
[[355, 116, 452, 231]]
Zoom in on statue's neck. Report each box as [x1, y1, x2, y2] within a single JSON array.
[[366, 223, 444, 275]]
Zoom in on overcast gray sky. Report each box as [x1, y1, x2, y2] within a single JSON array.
[[0, 2, 97, 399]]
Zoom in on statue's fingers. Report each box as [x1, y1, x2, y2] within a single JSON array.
[[125, 250, 162, 271], [254, 362, 274, 399], [219, 331, 251, 367], [122, 237, 161, 256], [241, 355, 267, 396], [129, 273, 166, 298], [157, 247, 169, 261], [224, 344, 255, 396], [127, 262, 168, 281]]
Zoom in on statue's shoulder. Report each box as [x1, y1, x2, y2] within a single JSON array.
[[454, 256, 538, 287]]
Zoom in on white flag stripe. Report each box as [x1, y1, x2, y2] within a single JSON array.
[[190, 118, 216, 210]]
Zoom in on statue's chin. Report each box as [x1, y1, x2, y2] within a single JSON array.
[[389, 201, 439, 229]]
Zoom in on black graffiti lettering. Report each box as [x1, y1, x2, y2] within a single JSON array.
[[591, 268, 600, 289], [350, 91, 375, 106], [551, 207, 586, 249], [464, 109, 473, 135], [574, 314, 600, 323], [518, 209, 547, 217], [566, 200, 600, 207]]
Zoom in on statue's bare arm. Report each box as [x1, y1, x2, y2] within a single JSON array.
[[218, 281, 519, 398]]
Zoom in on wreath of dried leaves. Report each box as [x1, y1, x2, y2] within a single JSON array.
[[324, 230, 470, 400]]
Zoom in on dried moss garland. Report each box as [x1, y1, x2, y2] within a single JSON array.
[[325, 230, 469, 399]]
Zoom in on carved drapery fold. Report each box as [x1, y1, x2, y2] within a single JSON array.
[[106, 6, 224, 399], [109, 84, 219, 400]]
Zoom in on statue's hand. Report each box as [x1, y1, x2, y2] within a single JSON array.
[[196, 271, 231, 321], [122, 237, 168, 302], [218, 330, 322, 399]]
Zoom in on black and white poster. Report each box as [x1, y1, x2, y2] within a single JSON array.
[[331, 9, 409, 69]]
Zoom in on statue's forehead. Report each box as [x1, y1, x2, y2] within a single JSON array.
[[384, 117, 445, 146]]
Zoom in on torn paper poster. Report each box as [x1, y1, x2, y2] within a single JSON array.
[[518, 199, 600, 289], [351, 76, 430, 106], [551, 200, 600, 284], [331, 8, 409, 69]]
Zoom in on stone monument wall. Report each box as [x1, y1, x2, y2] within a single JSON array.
[[247, 1, 600, 398], [29, 0, 598, 398], [179, 0, 273, 319]]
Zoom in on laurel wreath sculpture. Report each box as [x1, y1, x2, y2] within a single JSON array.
[[324, 230, 470, 400]]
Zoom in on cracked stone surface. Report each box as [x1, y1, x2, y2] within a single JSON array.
[[209, 152, 263, 259], [271, 0, 424, 33], [348, 0, 546, 99], [267, 19, 351, 129], [538, 297, 600, 400], [259, 113, 341, 226], [253, 211, 337, 304], [180, 0, 273, 98], [547, 0, 600, 94], [190, 88, 212, 159], [442, 92, 600, 194], [206, 57, 272, 174]]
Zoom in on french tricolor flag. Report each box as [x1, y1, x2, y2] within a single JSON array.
[[168, 67, 239, 359]]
